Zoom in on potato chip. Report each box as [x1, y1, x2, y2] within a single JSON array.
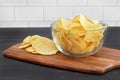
[[86, 43, 96, 53], [68, 38, 86, 54], [67, 30, 86, 40], [32, 37, 58, 55], [80, 14, 94, 30], [71, 38, 86, 50], [69, 46, 81, 54], [59, 18, 72, 30], [19, 43, 31, 49], [52, 23, 58, 28], [26, 47, 37, 54], [92, 20, 99, 24], [71, 15, 80, 23], [55, 31, 73, 52], [85, 31, 103, 42], [19, 36, 32, 48], [68, 22, 84, 30], [55, 32, 67, 51], [19, 35, 42, 49], [60, 31, 73, 51], [23, 36, 31, 43], [30, 35, 41, 40], [95, 41, 100, 47]]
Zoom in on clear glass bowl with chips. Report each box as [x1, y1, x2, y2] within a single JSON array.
[[51, 15, 107, 57]]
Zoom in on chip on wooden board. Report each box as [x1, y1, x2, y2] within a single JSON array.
[[26, 47, 37, 54], [19, 35, 58, 55]]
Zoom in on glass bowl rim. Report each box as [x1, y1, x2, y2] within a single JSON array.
[[51, 21, 108, 31]]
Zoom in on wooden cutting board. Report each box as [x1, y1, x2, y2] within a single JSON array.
[[3, 44, 120, 74]]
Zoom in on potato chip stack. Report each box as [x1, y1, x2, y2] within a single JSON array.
[[19, 35, 58, 55]]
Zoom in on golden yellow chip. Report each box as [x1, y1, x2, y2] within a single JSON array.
[[80, 14, 94, 30], [23, 36, 31, 43], [60, 31, 73, 51], [92, 20, 99, 24], [71, 38, 86, 50], [19, 35, 41, 49], [67, 30, 86, 40], [52, 23, 58, 28], [95, 41, 100, 47], [30, 35, 41, 40], [32, 37, 58, 55], [86, 43, 96, 53], [55, 32, 67, 51], [69, 38, 86, 54], [71, 15, 80, 23], [80, 14, 104, 31], [26, 47, 37, 54], [59, 18, 73, 30], [19, 43, 31, 49], [85, 31, 103, 42], [19, 36, 32, 48], [55, 31, 73, 52], [68, 22, 84, 30]]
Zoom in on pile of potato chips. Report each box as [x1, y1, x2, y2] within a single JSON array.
[[52, 15, 106, 54], [19, 35, 58, 55]]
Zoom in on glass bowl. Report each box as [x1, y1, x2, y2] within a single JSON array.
[[51, 22, 107, 57]]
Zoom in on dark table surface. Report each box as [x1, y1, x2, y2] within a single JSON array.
[[0, 27, 120, 80]]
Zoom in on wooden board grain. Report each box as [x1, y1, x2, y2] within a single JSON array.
[[3, 44, 120, 74]]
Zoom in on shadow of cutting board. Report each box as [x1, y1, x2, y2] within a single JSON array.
[[3, 44, 120, 74]]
